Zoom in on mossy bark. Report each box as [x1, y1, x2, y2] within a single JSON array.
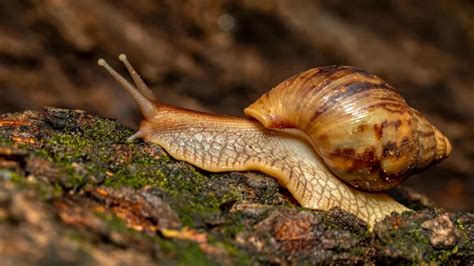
[[0, 108, 472, 265]]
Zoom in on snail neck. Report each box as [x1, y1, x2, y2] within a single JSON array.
[[144, 102, 259, 132]]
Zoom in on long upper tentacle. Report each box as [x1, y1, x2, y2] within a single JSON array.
[[98, 57, 158, 120], [118, 54, 156, 102]]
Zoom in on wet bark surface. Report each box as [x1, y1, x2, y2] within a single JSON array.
[[0, 108, 472, 265]]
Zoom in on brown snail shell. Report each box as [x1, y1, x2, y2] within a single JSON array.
[[244, 66, 452, 192]]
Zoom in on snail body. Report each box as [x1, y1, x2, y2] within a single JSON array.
[[98, 55, 451, 228]]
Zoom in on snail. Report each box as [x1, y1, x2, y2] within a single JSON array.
[[97, 55, 451, 228]]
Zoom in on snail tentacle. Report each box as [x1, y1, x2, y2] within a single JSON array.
[[118, 54, 156, 102], [98, 58, 158, 120]]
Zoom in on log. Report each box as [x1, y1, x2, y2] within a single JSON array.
[[0, 107, 472, 265]]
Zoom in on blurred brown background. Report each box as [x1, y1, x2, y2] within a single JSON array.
[[0, 1, 472, 211]]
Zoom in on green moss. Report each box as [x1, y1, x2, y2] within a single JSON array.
[[41, 131, 104, 189], [0, 136, 13, 146], [95, 211, 131, 233], [160, 170, 242, 227], [217, 242, 252, 265], [350, 246, 367, 257], [168, 169, 242, 208], [47, 133, 93, 161], [455, 219, 465, 231], [104, 168, 168, 189], [62, 165, 88, 190], [39, 120, 141, 190], [94, 210, 223, 265], [131, 151, 167, 165], [64, 227, 91, 242], [376, 219, 465, 264], [379, 223, 429, 261], [33, 148, 50, 159], [0, 168, 63, 202], [158, 239, 214, 266], [82, 118, 133, 143], [435, 245, 459, 262], [43, 117, 133, 166], [0, 169, 27, 185]]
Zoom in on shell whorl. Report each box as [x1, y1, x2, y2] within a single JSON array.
[[244, 66, 452, 191]]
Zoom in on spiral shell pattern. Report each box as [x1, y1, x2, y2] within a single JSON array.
[[244, 66, 452, 191]]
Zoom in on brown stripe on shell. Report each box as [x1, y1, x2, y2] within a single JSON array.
[[306, 67, 399, 123], [329, 147, 380, 174], [357, 124, 368, 132], [282, 74, 298, 87], [420, 131, 435, 137], [330, 81, 380, 102], [293, 69, 323, 99], [327, 79, 398, 104], [279, 67, 360, 122], [379, 96, 408, 104], [374, 120, 402, 140], [267, 118, 297, 129], [296, 66, 352, 98], [365, 102, 408, 114], [315, 67, 396, 94], [312, 66, 360, 91], [314, 65, 346, 76], [310, 81, 394, 122], [278, 68, 320, 94], [310, 109, 326, 123], [373, 121, 387, 140]]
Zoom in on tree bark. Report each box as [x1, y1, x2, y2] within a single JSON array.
[[0, 108, 472, 265]]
